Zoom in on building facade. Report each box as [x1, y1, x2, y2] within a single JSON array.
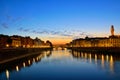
[[69, 37, 120, 48], [0, 35, 52, 48], [67, 25, 120, 48], [9, 35, 22, 47]]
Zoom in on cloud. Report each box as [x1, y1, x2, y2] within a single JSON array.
[[31, 30, 49, 34], [1, 23, 8, 28], [40, 30, 49, 34], [3, 15, 93, 39], [6, 15, 12, 20], [1, 15, 23, 30], [73, 36, 80, 39], [18, 27, 30, 32], [12, 17, 23, 22], [6, 15, 23, 22], [32, 30, 36, 33], [51, 31, 61, 35], [60, 34, 73, 37], [17, 26, 92, 39], [79, 32, 86, 35], [23, 29, 29, 32], [18, 27, 23, 31]]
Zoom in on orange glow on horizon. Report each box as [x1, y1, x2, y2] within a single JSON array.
[[44, 38, 72, 45]]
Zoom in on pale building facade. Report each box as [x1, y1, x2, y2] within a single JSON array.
[[69, 25, 120, 48]]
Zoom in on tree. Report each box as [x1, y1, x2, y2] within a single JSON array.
[[46, 40, 53, 48]]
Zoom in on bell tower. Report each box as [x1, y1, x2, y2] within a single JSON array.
[[111, 25, 114, 36]]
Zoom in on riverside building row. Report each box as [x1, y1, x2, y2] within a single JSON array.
[[67, 25, 120, 48], [0, 35, 52, 48]]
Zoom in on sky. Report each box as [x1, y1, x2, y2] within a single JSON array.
[[0, 0, 120, 45]]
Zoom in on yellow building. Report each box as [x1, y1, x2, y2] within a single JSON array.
[[68, 25, 120, 48], [71, 37, 120, 48], [10, 36, 21, 47]]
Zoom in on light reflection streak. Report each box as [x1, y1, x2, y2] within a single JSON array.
[[23, 62, 26, 67], [89, 54, 91, 63], [78, 53, 80, 57], [28, 60, 31, 65], [72, 50, 115, 74], [33, 58, 35, 62], [101, 54, 105, 69], [6, 70, 9, 80], [110, 55, 114, 73], [95, 54, 97, 64], [84, 53, 87, 62], [106, 55, 109, 62], [36, 57, 38, 61], [16, 66, 19, 72], [81, 52, 83, 58]]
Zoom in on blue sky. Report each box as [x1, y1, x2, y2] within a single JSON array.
[[0, 0, 120, 44]]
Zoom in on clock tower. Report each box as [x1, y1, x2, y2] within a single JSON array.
[[111, 25, 114, 36]]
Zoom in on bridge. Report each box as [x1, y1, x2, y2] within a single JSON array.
[[53, 45, 67, 50]]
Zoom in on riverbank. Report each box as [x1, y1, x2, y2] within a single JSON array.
[[0, 47, 52, 53], [67, 47, 120, 54], [0, 47, 52, 64]]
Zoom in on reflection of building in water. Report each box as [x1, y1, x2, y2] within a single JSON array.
[[33, 58, 35, 63], [28, 60, 31, 65], [23, 62, 26, 67], [95, 54, 97, 64], [6, 70, 9, 80], [89, 54, 92, 63], [71, 50, 116, 73], [110, 55, 114, 73], [106, 55, 109, 62], [16, 65, 19, 72], [101, 55, 105, 69], [0, 50, 52, 80]]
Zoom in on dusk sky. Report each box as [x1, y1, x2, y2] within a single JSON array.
[[0, 0, 120, 44]]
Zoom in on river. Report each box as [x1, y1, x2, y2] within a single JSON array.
[[0, 49, 120, 80]]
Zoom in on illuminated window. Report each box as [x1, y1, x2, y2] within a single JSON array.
[[6, 44, 9, 47]]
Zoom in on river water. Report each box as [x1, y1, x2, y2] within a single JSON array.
[[0, 49, 120, 80]]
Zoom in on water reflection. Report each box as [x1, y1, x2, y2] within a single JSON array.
[[0, 50, 52, 80], [5, 70, 9, 79], [110, 55, 114, 73], [23, 62, 26, 67], [71, 50, 120, 74], [95, 54, 97, 64], [16, 66, 19, 72], [0, 49, 120, 80], [101, 54, 105, 69]]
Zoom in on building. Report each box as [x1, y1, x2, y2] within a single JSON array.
[[20, 37, 27, 48], [0, 34, 52, 48], [67, 25, 120, 48], [111, 25, 114, 36], [10, 35, 21, 47], [25, 36, 34, 48], [70, 37, 120, 48], [33, 37, 44, 48], [0, 34, 9, 48]]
